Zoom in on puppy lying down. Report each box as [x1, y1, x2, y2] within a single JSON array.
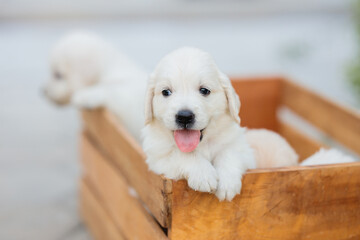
[[43, 31, 147, 140], [142, 47, 298, 201]]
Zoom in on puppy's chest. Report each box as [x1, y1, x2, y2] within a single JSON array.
[[197, 139, 225, 162]]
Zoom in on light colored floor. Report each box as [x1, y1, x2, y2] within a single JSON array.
[[0, 11, 359, 240]]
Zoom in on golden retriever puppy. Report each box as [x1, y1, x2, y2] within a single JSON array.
[[43, 32, 114, 105], [43, 31, 147, 141], [142, 47, 256, 201]]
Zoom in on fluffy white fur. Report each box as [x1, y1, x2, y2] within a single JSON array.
[[246, 129, 299, 168], [45, 34, 299, 199], [43, 32, 147, 141], [300, 148, 356, 166], [143, 47, 256, 201], [142, 48, 299, 201]]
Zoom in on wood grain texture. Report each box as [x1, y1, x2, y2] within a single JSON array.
[[278, 121, 324, 161], [80, 179, 125, 240], [281, 79, 360, 155], [82, 109, 172, 227], [81, 134, 169, 240], [231, 77, 282, 131], [171, 163, 360, 240]]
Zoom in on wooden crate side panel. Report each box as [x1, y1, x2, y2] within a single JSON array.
[[278, 121, 324, 161], [231, 77, 282, 131], [82, 110, 171, 227], [81, 134, 169, 240], [171, 163, 360, 240], [80, 179, 125, 240], [282, 79, 360, 155]]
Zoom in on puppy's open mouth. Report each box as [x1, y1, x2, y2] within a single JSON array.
[[174, 129, 204, 153]]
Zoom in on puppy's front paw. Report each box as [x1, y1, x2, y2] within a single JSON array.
[[72, 89, 105, 109], [216, 177, 242, 201], [187, 165, 218, 193]]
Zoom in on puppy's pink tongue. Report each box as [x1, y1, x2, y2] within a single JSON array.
[[174, 130, 201, 153]]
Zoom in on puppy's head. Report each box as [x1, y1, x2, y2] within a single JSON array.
[[43, 32, 106, 105], [145, 47, 240, 152]]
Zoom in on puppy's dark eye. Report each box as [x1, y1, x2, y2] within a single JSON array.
[[162, 89, 172, 97], [54, 71, 62, 80], [199, 87, 211, 96]]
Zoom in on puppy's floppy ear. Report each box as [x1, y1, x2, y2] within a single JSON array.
[[219, 71, 241, 124], [144, 73, 156, 125]]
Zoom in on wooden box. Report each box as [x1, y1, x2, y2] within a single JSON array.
[[79, 77, 360, 240]]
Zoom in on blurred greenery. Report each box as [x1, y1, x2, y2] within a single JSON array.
[[348, 0, 360, 98], [279, 42, 311, 62], [348, 61, 360, 96]]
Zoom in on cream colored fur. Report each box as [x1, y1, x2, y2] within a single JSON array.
[[301, 148, 356, 166], [43, 31, 147, 141], [142, 47, 297, 201], [142, 48, 300, 201], [246, 129, 299, 168], [44, 35, 299, 199]]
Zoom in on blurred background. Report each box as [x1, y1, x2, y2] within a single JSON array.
[[0, 0, 359, 239]]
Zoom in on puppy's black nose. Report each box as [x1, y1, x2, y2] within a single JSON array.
[[176, 110, 195, 128]]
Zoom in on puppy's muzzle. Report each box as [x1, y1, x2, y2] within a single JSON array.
[[176, 110, 195, 129]]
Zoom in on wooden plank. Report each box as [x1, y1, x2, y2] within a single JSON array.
[[80, 179, 125, 240], [82, 109, 172, 227], [230, 77, 282, 131], [171, 163, 360, 240], [81, 134, 169, 240], [278, 121, 324, 161], [282, 79, 360, 155]]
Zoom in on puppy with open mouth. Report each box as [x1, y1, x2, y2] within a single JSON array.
[[142, 47, 256, 201]]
